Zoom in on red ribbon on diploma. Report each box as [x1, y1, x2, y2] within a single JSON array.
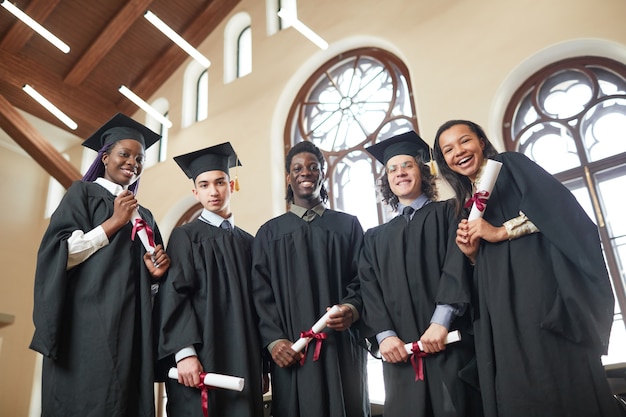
[[299, 329, 328, 365], [197, 373, 216, 417], [464, 190, 490, 212], [131, 218, 155, 247], [410, 342, 430, 381]]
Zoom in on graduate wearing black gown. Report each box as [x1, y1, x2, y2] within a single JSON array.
[[155, 143, 264, 417], [360, 132, 482, 417], [251, 141, 370, 417], [30, 114, 170, 417], [434, 120, 618, 417]]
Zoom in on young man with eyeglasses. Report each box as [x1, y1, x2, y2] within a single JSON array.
[[359, 131, 483, 417]]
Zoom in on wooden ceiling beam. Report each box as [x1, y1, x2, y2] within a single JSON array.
[[0, 49, 119, 138], [0, 94, 81, 189], [0, 0, 62, 52], [64, 0, 156, 86], [128, 0, 240, 98]]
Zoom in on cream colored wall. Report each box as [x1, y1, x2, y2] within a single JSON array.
[[0, 147, 49, 416], [1, 0, 625, 414]]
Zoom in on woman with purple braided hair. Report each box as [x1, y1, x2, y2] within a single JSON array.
[[30, 113, 169, 417]]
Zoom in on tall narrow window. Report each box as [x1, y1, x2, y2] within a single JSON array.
[[237, 26, 252, 78], [285, 47, 418, 230], [145, 99, 169, 167], [503, 56, 626, 364], [182, 61, 208, 127], [196, 69, 208, 122], [45, 154, 69, 218], [266, 0, 297, 35], [224, 12, 252, 84]]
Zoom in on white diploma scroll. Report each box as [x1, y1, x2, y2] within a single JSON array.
[[467, 159, 503, 221], [403, 330, 462, 355], [131, 209, 155, 253], [168, 368, 245, 392], [291, 305, 342, 353]]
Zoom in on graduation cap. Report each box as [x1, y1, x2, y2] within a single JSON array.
[[173, 142, 242, 188], [365, 130, 437, 175], [81, 113, 161, 151]]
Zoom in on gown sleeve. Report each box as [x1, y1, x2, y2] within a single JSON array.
[[496, 152, 614, 353]]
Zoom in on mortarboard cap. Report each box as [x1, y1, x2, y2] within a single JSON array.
[[365, 130, 431, 166], [81, 113, 161, 151], [173, 142, 242, 181]]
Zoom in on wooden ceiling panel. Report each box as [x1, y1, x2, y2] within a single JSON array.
[[0, 0, 240, 133], [0, 0, 240, 187]]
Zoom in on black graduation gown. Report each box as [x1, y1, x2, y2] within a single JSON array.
[[30, 180, 160, 417], [251, 210, 370, 417], [472, 152, 617, 417], [359, 200, 482, 417], [155, 219, 264, 417]]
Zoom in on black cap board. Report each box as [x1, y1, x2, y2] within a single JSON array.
[[173, 142, 242, 180], [365, 130, 431, 166], [81, 113, 161, 151]]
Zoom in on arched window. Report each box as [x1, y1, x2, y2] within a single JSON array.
[[285, 47, 418, 230], [182, 61, 208, 128], [175, 203, 204, 227], [45, 154, 69, 218], [266, 0, 297, 35], [196, 70, 208, 122], [224, 12, 252, 84], [237, 26, 252, 78], [145, 99, 170, 167], [503, 56, 626, 363]]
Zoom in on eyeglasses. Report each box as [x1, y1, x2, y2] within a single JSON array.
[[386, 161, 415, 174]]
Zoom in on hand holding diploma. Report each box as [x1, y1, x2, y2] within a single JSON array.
[[291, 305, 341, 352], [168, 367, 245, 417], [404, 329, 461, 355], [168, 368, 245, 392], [464, 159, 502, 221], [291, 305, 341, 365], [405, 330, 461, 381], [325, 304, 355, 331], [130, 208, 170, 278], [131, 208, 155, 253]]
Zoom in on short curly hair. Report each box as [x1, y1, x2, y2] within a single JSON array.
[[284, 141, 329, 204], [377, 155, 438, 211]]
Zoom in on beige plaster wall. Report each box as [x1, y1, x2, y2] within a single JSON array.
[[1, 0, 625, 414]]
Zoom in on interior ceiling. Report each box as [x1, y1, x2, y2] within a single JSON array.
[[0, 0, 240, 147]]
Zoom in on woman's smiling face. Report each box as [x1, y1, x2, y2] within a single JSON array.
[[102, 139, 145, 186], [438, 123, 486, 182]]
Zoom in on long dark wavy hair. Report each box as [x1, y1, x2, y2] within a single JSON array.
[[433, 120, 498, 217], [285, 141, 329, 204], [378, 155, 438, 211]]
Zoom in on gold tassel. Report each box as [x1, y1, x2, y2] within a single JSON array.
[[428, 147, 437, 176], [234, 154, 240, 191]]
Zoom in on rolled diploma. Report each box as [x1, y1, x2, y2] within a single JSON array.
[[403, 330, 462, 355], [291, 305, 342, 353], [131, 209, 154, 253], [467, 159, 503, 221], [167, 368, 245, 392]]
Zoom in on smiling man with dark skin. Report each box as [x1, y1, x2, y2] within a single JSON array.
[[251, 141, 370, 417]]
